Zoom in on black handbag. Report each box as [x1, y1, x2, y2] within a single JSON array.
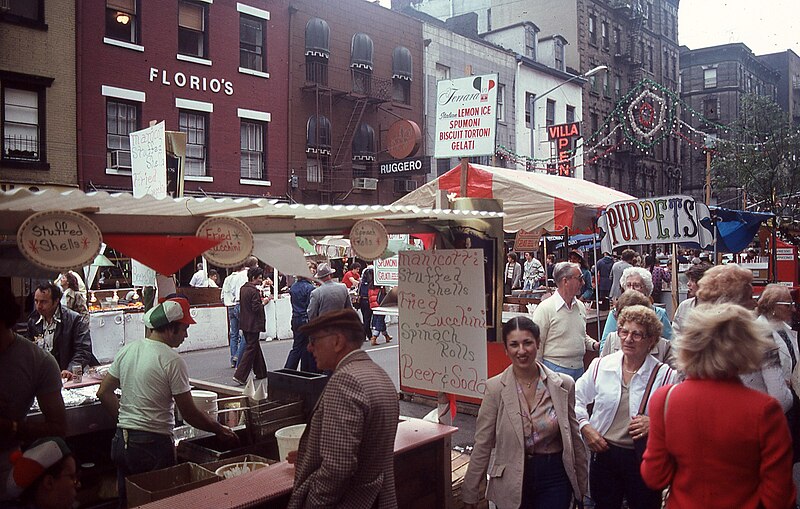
[[633, 362, 663, 462]]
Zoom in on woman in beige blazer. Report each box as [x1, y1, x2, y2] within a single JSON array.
[[463, 316, 588, 509]]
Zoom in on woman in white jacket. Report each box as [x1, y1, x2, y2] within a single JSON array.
[[576, 305, 677, 509]]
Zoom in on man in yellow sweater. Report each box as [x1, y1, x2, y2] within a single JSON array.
[[532, 261, 600, 380]]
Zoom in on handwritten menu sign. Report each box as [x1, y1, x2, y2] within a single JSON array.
[[17, 211, 103, 271], [350, 219, 389, 260], [398, 249, 487, 398], [196, 217, 254, 268], [130, 122, 167, 199]]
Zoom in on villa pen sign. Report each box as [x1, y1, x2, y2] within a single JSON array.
[[17, 211, 103, 271], [398, 249, 488, 399]]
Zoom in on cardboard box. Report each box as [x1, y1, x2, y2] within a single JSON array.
[[126, 462, 220, 508]]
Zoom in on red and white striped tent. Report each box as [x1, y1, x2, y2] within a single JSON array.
[[393, 163, 635, 233]]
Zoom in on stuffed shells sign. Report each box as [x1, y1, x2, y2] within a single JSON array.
[[398, 249, 487, 398], [598, 195, 714, 253], [18, 211, 103, 270]]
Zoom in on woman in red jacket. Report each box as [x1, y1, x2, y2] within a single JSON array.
[[641, 303, 796, 509]]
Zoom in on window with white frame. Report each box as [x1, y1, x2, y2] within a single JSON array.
[[525, 92, 535, 128], [554, 40, 564, 71], [601, 21, 609, 49], [106, 99, 138, 170], [704, 68, 717, 88], [588, 15, 596, 45], [524, 25, 536, 59], [106, 0, 137, 43], [178, 1, 207, 58], [240, 120, 267, 179], [3, 86, 42, 162], [435, 63, 450, 81], [497, 84, 505, 122], [307, 158, 323, 183], [179, 110, 208, 176], [240, 14, 265, 72]]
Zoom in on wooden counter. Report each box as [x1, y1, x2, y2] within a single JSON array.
[[133, 417, 458, 509]]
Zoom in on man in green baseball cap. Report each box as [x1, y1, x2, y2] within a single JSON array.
[[97, 297, 238, 506]]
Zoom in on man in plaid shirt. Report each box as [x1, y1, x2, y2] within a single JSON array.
[[287, 309, 399, 509]]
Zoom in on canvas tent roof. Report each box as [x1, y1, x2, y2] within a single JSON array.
[[392, 163, 635, 233], [0, 188, 503, 277]]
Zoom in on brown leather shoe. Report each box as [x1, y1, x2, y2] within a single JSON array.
[[370, 336, 378, 346]]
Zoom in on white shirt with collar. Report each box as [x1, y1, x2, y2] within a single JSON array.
[[532, 291, 596, 369], [35, 306, 61, 352], [575, 351, 677, 435]]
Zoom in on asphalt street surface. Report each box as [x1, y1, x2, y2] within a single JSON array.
[[181, 321, 478, 448]]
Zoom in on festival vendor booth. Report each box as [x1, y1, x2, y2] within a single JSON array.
[[0, 187, 509, 509]]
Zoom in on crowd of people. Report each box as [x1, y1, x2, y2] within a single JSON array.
[[465, 247, 799, 509], [5, 244, 800, 509]]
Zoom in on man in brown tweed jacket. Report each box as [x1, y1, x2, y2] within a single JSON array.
[[287, 309, 399, 509]]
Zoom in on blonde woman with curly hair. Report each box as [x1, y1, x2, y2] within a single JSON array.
[[641, 303, 796, 508], [694, 264, 792, 412]]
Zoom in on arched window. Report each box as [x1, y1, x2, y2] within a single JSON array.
[[352, 123, 375, 179], [351, 33, 373, 95], [392, 46, 412, 104], [305, 18, 330, 84]]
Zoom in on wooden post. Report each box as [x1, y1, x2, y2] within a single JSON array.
[[705, 150, 712, 205], [459, 157, 469, 197], [670, 243, 679, 320]]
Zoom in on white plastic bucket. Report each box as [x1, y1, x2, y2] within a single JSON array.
[[275, 424, 306, 461], [191, 390, 218, 418]]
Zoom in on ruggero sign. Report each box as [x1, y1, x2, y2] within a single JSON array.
[[379, 157, 428, 176]]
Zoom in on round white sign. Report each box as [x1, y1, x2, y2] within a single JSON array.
[[17, 211, 103, 271], [349, 219, 389, 261], [196, 217, 254, 268]]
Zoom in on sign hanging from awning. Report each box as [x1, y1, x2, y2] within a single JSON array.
[[196, 217, 254, 268], [598, 195, 714, 253], [17, 210, 103, 271]]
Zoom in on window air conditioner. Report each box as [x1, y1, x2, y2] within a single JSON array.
[[110, 150, 132, 169], [353, 177, 378, 190]]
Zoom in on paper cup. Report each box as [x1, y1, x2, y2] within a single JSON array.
[[275, 424, 306, 461]]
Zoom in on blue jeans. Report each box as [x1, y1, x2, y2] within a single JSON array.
[[285, 316, 317, 373], [228, 304, 245, 364], [589, 445, 661, 509], [542, 358, 584, 381], [111, 428, 175, 508], [520, 452, 573, 509], [371, 314, 386, 335]]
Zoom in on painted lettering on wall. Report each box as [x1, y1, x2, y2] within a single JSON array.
[[149, 68, 234, 96]]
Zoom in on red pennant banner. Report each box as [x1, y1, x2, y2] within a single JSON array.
[[103, 235, 222, 275]]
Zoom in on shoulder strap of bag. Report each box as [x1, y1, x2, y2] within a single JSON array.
[[638, 362, 664, 415]]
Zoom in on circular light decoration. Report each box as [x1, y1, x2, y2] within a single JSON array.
[[617, 82, 677, 150]]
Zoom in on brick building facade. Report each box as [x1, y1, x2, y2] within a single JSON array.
[[0, 1, 78, 190], [286, 0, 425, 205], [680, 43, 779, 205], [76, 0, 290, 199]]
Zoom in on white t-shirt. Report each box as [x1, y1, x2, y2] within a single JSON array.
[[108, 338, 191, 436]]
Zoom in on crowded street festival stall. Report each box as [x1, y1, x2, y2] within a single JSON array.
[[0, 186, 512, 508]]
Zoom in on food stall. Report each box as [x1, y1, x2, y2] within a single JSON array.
[[0, 187, 501, 508]]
